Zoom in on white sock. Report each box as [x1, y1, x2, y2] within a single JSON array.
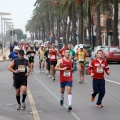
[[61, 93, 64, 100], [68, 94, 72, 106]]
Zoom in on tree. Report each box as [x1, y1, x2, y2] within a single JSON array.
[[15, 29, 23, 40]]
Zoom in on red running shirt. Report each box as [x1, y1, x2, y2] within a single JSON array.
[[87, 58, 109, 79], [49, 49, 57, 61], [60, 58, 72, 82], [59, 48, 65, 58]]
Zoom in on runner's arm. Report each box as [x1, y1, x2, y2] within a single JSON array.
[[8, 61, 16, 73], [27, 62, 32, 73], [55, 59, 67, 71]]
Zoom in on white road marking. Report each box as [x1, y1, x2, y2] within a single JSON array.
[[27, 86, 40, 120], [33, 74, 81, 120], [105, 79, 120, 85]]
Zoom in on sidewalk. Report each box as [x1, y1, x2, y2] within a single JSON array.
[[0, 49, 10, 62]]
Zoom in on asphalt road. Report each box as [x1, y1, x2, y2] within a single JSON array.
[[0, 57, 120, 120]]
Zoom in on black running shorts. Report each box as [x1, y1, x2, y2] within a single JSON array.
[[50, 61, 57, 67], [14, 77, 27, 89]]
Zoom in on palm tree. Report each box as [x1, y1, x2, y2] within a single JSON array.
[[113, 0, 118, 45]]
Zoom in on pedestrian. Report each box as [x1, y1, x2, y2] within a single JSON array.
[[26, 46, 36, 74], [55, 49, 73, 111], [49, 43, 59, 81], [8, 50, 31, 110], [88, 49, 110, 107], [76, 44, 88, 83], [8, 46, 20, 87]]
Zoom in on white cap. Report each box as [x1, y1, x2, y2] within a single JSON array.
[[14, 46, 20, 50], [41, 44, 44, 47], [79, 44, 83, 48], [46, 41, 50, 43]]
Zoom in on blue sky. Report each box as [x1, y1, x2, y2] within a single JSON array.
[[0, 0, 35, 35]]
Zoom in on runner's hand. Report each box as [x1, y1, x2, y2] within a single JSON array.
[[15, 69, 20, 73], [90, 73, 94, 77], [107, 70, 110, 75], [62, 67, 67, 70], [25, 73, 29, 76]]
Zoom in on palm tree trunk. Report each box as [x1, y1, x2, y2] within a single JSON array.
[[113, 0, 118, 46], [96, 7, 101, 46], [79, 3, 83, 44], [72, 1, 77, 45], [67, 19, 71, 42], [63, 18, 67, 43], [51, 13, 55, 43], [88, 0, 91, 45]]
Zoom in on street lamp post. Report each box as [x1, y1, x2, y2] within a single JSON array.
[[0, 12, 11, 54]]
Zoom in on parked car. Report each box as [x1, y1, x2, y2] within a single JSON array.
[[104, 46, 120, 63], [91, 46, 107, 60]]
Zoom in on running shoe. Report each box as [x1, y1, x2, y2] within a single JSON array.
[[96, 104, 103, 108], [79, 80, 84, 83], [46, 71, 48, 75], [90, 96, 95, 102], [17, 104, 21, 110], [42, 70, 44, 73], [39, 70, 42, 73], [22, 102, 26, 109], [60, 99, 64, 106], [52, 77, 55, 81], [68, 105, 72, 111], [48, 75, 51, 78]]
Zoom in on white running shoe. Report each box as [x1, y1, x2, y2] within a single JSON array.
[[48, 75, 51, 78], [46, 71, 48, 75], [39, 70, 42, 73]]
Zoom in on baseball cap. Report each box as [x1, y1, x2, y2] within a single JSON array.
[[79, 44, 83, 48], [41, 44, 44, 47], [18, 50, 24, 55], [14, 46, 20, 50]]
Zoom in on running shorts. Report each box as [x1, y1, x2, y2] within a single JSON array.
[[50, 61, 57, 67], [60, 81, 72, 88]]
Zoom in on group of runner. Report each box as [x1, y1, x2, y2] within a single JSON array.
[[8, 41, 110, 111]]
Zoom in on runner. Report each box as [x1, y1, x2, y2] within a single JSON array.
[[8, 46, 20, 87], [88, 49, 110, 107], [44, 47, 51, 78], [55, 49, 73, 111], [45, 41, 50, 75], [8, 50, 31, 110], [26, 46, 36, 74], [49, 43, 58, 81], [68, 44, 77, 71], [24, 42, 29, 53], [76, 44, 88, 83], [59, 43, 68, 58], [38, 45, 45, 73]]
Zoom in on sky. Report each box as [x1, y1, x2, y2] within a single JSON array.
[[0, 0, 35, 36]]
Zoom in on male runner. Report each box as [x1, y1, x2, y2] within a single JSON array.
[[88, 49, 110, 107], [8, 50, 31, 110], [59, 43, 68, 58], [55, 49, 73, 111]]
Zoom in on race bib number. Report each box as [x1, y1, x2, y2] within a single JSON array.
[[48, 55, 50, 58], [31, 53, 34, 56], [97, 66, 103, 73], [18, 65, 25, 72], [63, 70, 70, 77], [50, 55, 55, 59], [79, 58, 84, 62]]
